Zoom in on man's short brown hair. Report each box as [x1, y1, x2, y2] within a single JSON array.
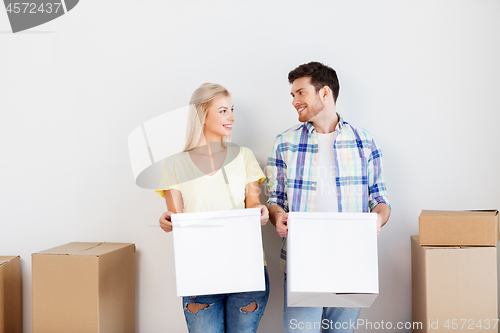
[[288, 62, 340, 102]]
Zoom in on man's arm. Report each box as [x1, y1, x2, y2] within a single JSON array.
[[372, 202, 390, 236], [366, 135, 391, 235], [266, 135, 289, 237]]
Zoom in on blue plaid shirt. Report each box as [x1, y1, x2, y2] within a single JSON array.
[[266, 114, 390, 269]]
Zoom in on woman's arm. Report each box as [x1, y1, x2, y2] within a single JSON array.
[[245, 181, 269, 225], [159, 189, 183, 233]]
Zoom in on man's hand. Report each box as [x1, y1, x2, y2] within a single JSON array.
[[372, 203, 391, 236], [275, 212, 289, 237], [269, 205, 289, 237], [376, 214, 383, 236], [159, 211, 173, 233]]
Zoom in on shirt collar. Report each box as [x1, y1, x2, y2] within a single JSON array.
[[304, 113, 344, 136]]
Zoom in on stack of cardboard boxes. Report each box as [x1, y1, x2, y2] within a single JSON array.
[[412, 210, 499, 332]]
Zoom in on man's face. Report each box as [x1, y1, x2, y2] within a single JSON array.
[[290, 77, 324, 123]]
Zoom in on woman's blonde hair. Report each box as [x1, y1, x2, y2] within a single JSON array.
[[183, 83, 231, 152]]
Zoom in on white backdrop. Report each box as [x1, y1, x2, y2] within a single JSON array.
[[1, 1, 499, 332]]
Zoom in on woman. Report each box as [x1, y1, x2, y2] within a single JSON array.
[[157, 83, 269, 333]]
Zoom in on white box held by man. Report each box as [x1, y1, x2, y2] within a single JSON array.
[[287, 212, 378, 307], [172, 208, 265, 296]]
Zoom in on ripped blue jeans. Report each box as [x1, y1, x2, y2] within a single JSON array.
[[182, 267, 269, 333]]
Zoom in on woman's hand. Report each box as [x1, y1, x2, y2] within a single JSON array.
[[257, 204, 269, 226], [245, 181, 269, 226], [159, 211, 173, 233]]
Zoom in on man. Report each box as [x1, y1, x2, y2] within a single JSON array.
[[266, 62, 391, 333]]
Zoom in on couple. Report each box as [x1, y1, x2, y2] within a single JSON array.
[[157, 61, 391, 333]]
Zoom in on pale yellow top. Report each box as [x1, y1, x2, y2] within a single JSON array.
[[156, 146, 265, 213]]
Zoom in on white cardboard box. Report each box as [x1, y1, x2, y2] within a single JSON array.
[[171, 208, 265, 296], [287, 212, 378, 307]]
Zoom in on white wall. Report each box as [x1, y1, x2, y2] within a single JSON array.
[[1, 1, 499, 332]]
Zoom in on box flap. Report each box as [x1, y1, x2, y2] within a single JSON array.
[[421, 245, 461, 250], [34, 242, 103, 255], [172, 207, 260, 223], [288, 212, 377, 221], [33, 243, 135, 256], [0, 255, 20, 266], [414, 234, 475, 249], [82, 243, 135, 256], [420, 210, 498, 217], [466, 209, 499, 215]]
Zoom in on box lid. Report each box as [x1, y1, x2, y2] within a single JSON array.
[[172, 207, 260, 223], [0, 255, 19, 266], [289, 212, 377, 221], [33, 242, 135, 256], [420, 210, 499, 218]]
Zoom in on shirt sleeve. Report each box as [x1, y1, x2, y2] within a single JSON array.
[[266, 135, 289, 212], [155, 156, 181, 198], [367, 136, 391, 210], [243, 147, 266, 185]]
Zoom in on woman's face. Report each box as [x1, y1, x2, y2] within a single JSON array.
[[203, 96, 234, 140]]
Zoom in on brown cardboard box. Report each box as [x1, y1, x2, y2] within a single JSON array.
[[419, 210, 499, 246], [32, 242, 135, 333], [411, 236, 498, 332], [0, 256, 22, 333]]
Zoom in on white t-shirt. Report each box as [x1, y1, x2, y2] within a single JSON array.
[[314, 131, 339, 212]]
